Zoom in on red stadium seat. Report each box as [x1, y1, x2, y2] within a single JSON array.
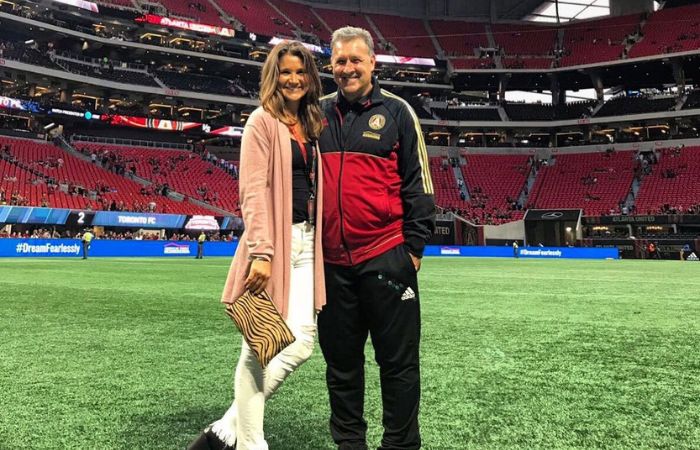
[[559, 14, 641, 66], [529, 151, 636, 216], [629, 4, 700, 58], [76, 143, 240, 214], [1, 137, 216, 215], [634, 146, 700, 214], [367, 13, 436, 57]]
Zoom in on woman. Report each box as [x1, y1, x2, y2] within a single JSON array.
[[188, 41, 326, 450]]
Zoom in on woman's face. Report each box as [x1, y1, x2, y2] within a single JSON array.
[[277, 53, 309, 107]]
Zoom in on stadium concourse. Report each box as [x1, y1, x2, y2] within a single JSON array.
[[0, 0, 700, 446]]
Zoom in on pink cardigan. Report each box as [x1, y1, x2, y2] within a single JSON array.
[[221, 107, 326, 317]]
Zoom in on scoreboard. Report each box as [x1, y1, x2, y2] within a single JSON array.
[[66, 210, 96, 227]]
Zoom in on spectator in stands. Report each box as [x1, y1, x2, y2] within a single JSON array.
[[188, 41, 325, 450]]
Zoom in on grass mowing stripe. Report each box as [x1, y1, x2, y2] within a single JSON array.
[[1, 257, 698, 449]]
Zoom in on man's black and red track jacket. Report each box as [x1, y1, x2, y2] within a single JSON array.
[[319, 80, 435, 266]]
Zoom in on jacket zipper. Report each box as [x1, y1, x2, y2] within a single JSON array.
[[335, 104, 352, 264]]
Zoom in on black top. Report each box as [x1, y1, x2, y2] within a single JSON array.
[[291, 138, 311, 224]]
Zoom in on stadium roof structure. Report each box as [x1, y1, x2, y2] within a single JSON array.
[[296, 0, 602, 21], [524, 0, 610, 22]]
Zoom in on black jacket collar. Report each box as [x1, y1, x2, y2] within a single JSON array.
[[335, 77, 383, 113]]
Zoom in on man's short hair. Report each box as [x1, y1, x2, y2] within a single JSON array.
[[331, 26, 375, 56]]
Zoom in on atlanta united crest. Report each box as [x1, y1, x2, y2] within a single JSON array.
[[368, 114, 386, 130]]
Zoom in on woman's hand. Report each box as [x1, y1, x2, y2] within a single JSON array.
[[245, 259, 271, 295]]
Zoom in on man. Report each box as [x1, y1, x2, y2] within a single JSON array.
[[647, 241, 658, 259], [318, 26, 435, 450], [81, 229, 94, 260], [196, 231, 206, 259]]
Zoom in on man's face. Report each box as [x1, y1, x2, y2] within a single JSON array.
[[331, 37, 375, 103]]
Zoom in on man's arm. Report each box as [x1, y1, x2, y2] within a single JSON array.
[[395, 101, 436, 265]]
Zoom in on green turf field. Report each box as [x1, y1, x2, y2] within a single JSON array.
[[0, 257, 698, 449]]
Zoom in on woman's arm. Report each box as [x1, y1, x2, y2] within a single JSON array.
[[239, 112, 274, 261], [239, 114, 276, 293]]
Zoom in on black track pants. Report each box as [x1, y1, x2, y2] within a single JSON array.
[[318, 244, 421, 450]]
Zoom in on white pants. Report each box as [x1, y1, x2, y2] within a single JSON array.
[[212, 222, 316, 450]]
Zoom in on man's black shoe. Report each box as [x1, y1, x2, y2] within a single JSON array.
[[339, 443, 368, 450]]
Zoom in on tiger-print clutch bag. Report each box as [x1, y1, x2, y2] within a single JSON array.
[[225, 289, 295, 368]]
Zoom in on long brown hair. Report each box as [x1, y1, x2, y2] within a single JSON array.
[[259, 41, 323, 140]]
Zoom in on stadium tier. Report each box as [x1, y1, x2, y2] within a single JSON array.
[[366, 13, 436, 58], [155, 70, 242, 96], [528, 151, 637, 216], [559, 14, 641, 66], [76, 1, 699, 71], [430, 21, 489, 57], [4, 135, 700, 223], [683, 90, 700, 110], [55, 59, 161, 87], [1, 40, 64, 70], [75, 143, 240, 214], [273, 0, 329, 41], [312, 7, 379, 46], [0, 157, 82, 208], [406, 97, 435, 120], [3, 8, 694, 121], [2, 1, 696, 73], [1, 137, 212, 214], [459, 154, 529, 224], [594, 95, 677, 117], [504, 101, 596, 121], [429, 156, 468, 210], [430, 101, 596, 122], [501, 57, 554, 69], [491, 24, 556, 57], [628, 3, 700, 58], [432, 107, 501, 121], [153, 0, 228, 26], [503, 103, 554, 121], [428, 154, 528, 225], [449, 58, 496, 69], [634, 146, 700, 215], [553, 101, 597, 120], [215, 0, 294, 37]]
